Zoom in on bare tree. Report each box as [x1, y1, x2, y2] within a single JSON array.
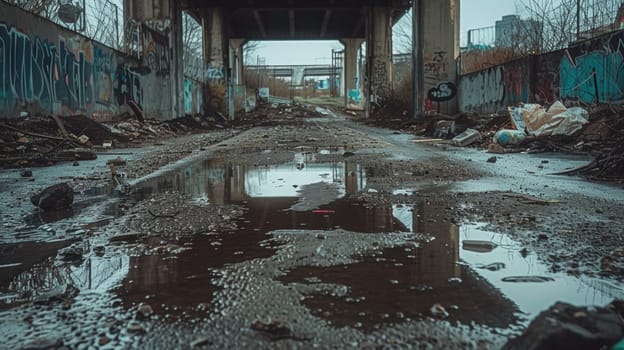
[[392, 9, 412, 54], [5, 0, 59, 16], [518, 0, 577, 53], [84, 0, 120, 48], [243, 41, 263, 65]]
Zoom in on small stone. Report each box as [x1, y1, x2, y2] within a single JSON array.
[[20, 169, 33, 177], [93, 245, 105, 256], [448, 277, 462, 284], [127, 323, 146, 334], [98, 336, 110, 346], [430, 303, 449, 318], [343, 151, 355, 157], [487, 156, 497, 163], [72, 161, 80, 166], [137, 303, 153, 320], [537, 233, 549, 240], [190, 337, 212, 347], [316, 234, 326, 240], [21, 337, 63, 350]]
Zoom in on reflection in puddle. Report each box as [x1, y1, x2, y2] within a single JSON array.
[[117, 157, 407, 316], [459, 225, 623, 318], [280, 201, 520, 331], [280, 199, 623, 331]]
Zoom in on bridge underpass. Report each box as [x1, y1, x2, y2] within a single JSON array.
[[123, 0, 459, 118]]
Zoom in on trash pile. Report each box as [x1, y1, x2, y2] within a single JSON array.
[[402, 101, 624, 181], [480, 102, 624, 181], [0, 113, 222, 169]]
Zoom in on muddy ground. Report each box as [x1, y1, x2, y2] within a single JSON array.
[[1, 104, 623, 349]]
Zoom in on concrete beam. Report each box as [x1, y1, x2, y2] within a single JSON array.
[[320, 10, 331, 37], [253, 10, 267, 38], [289, 9, 296, 38]]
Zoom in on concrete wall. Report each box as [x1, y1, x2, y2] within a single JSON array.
[[459, 29, 624, 113], [459, 57, 532, 113], [0, 1, 203, 120]]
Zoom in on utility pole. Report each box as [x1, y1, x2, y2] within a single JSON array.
[[411, 1, 424, 118]]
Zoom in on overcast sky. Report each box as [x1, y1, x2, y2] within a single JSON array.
[[249, 0, 521, 65]]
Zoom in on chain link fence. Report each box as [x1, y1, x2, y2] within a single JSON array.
[[2, 0, 122, 50]]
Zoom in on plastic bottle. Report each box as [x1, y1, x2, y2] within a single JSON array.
[[493, 129, 527, 146]]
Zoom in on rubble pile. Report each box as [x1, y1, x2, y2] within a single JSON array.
[[235, 102, 327, 127], [0, 113, 221, 169]]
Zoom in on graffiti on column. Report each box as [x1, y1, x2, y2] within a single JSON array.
[[143, 27, 170, 77], [206, 65, 225, 84], [114, 64, 143, 107], [371, 59, 389, 100], [427, 81, 457, 102], [424, 50, 448, 79]]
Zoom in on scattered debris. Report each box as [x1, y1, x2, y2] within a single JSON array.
[[452, 128, 481, 146], [477, 262, 506, 271], [462, 240, 498, 253], [501, 276, 555, 283]]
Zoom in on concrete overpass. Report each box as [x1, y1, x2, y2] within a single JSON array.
[[123, 0, 459, 117]]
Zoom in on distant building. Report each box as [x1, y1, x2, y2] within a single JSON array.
[[495, 15, 542, 52]]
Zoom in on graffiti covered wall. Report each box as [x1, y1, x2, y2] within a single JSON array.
[[458, 58, 532, 113], [460, 29, 624, 113], [559, 31, 624, 104], [0, 1, 173, 119]]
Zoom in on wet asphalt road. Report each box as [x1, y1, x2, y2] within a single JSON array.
[[1, 109, 623, 349]]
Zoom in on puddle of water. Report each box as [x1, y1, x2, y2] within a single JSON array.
[[459, 224, 623, 317], [279, 200, 622, 332]]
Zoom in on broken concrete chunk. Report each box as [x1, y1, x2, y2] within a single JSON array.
[[30, 183, 74, 211]]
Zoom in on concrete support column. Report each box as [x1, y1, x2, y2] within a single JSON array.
[[123, 0, 184, 118], [342, 38, 364, 110], [202, 8, 230, 118], [229, 39, 245, 85], [170, 2, 184, 118], [229, 39, 246, 117], [422, 0, 460, 114], [365, 6, 393, 116]]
